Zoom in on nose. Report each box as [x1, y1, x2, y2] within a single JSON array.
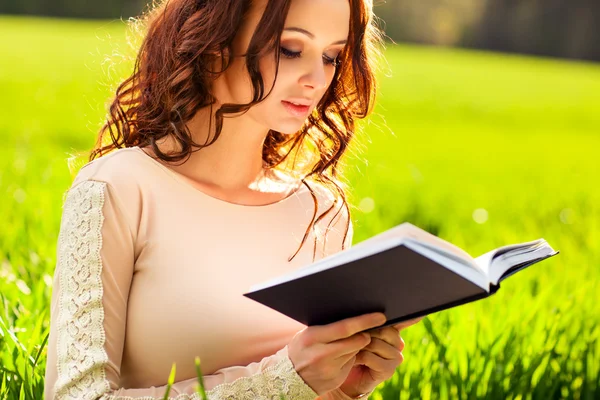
[[299, 58, 328, 91]]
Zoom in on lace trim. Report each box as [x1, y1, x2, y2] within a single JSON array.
[[55, 180, 111, 399], [202, 354, 318, 400], [101, 354, 317, 400], [52, 180, 318, 400]]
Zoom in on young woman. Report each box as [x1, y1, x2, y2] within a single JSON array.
[[44, 0, 421, 398]]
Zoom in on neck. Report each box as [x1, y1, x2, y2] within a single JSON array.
[[157, 104, 270, 191]]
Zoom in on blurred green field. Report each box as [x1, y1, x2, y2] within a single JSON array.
[[1, 15, 599, 400]]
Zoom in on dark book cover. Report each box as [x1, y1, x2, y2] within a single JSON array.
[[244, 244, 559, 329]]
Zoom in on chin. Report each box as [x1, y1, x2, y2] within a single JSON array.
[[278, 127, 302, 136], [271, 122, 306, 136]]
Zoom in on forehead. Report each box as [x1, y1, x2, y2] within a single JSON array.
[[236, 0, 350, 53], [247, 0, 350, 38], [285, 0, 351, 39]]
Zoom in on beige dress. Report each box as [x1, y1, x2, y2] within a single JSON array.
[[44, 146, 363, 400]]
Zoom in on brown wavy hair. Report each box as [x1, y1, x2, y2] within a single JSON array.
[[89, 0, 387, 261]]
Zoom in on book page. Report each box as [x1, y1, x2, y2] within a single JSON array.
[[473, 239, 546, 275], [473, 239, 555, 283], [488, 240, 555, 285], [353, 223, 477, 267]]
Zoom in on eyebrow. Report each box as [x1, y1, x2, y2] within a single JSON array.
[[283, 27, 347, 45]]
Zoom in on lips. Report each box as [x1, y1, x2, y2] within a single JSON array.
[[283, 98, 312, 106], [282, 100, 311, 117]]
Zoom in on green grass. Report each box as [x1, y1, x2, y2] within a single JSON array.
[[1, 14, 599, 400]]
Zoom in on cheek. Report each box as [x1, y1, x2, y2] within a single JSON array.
[[247, 96, 308, 136], [222, 55, 280, 104], [213, 53, 258, 105], [258, 54, 280, 95], [231, 61, 255, 103]]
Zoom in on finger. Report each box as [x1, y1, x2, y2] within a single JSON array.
[[311, 312, 386, 344], [362, 337, 402, 361], [392, 317, 424, 331], [355, 349, 404, 373], [336, 348, 360, 367], [368, 327, 403, 350], [393, 317, 423, 329], [326, 332, 372, 359]]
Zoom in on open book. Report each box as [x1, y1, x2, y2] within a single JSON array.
[[244, 223, 559, 328]]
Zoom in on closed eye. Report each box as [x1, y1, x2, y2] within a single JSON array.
[[279, 47, 340, 67]]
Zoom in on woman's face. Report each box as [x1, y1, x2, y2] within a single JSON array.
[[211, 0, 351, 135]]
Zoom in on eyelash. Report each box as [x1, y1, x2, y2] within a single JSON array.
[[279, 47, 340, 68]]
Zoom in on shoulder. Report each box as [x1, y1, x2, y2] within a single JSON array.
[[61, 147, 152, 239], [63, 147, 153, 222], [70, 147, 151, 191]]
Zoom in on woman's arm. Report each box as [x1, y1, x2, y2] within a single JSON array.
[[43, 179, 319, 400]]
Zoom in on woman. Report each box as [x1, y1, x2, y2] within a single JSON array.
[[44, 0, 421, 398]]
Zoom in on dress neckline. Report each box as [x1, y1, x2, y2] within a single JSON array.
[[131, 146, 307, 209]]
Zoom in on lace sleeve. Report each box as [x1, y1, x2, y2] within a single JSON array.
[[43, 179, 319, 400]]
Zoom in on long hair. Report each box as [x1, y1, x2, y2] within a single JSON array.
[[89, 0, 387, 261]]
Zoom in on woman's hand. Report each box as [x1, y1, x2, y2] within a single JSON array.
[[287, 312, 387, 396], [336, 325, 404, 398], [392, 316, 424, 331], [338, 316, 424, 398]]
